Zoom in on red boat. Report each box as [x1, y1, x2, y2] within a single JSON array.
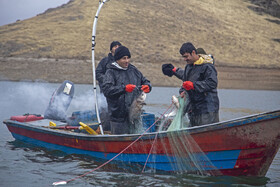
[[3, 110, 280, 176]]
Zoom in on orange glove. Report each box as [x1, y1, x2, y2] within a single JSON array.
[[182, 81, 194, 90], [141, 85, 150, 93], [125, 84, 136, 92]]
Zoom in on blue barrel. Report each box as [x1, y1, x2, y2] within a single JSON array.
[[142, 113, 156, 132]]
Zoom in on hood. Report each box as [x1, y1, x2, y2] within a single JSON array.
[[194, 54, 213, 65]]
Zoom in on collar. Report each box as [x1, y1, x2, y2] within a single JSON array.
[[112, 62, 128, 70]]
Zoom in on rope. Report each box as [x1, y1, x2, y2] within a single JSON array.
[[141, 132, 158, 173], [52, 103, 173, 185]]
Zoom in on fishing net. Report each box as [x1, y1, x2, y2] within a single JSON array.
[[167, 96, 188, 131], [150, 96, 221, 175]]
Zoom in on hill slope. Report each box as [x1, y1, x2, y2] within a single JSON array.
[[0, 0, 279, 68]]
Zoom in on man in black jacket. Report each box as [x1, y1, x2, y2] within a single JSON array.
[[102, 46, 152, 134], [162, 42, 219, 127], [96, 41, 122, 92]]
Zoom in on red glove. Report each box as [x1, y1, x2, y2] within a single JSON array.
[[125, 84, 136, 92], [172, 67, 177, 73], [141, 85, 150, 93], [182, 81, 194, 90]]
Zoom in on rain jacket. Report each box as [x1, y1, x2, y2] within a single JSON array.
[[102, 62, 151, 122], [174, 55, 219, 115], [96, 53, 115, 89]]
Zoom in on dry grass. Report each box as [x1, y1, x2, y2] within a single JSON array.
[[0, 0, 279, 68]]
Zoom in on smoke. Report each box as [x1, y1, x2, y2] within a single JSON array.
[[69, 90, 108, 114], [1, 81, 54, 116], [0, 81, 107, 119]]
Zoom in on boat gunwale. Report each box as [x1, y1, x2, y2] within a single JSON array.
[[3, 109, 280, 142]]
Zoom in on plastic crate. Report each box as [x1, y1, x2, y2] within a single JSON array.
[[142, 113, 156, 132]]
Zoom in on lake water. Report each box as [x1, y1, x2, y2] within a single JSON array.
[[0, 81, 279, 186]]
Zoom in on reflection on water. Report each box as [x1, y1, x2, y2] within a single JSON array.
[[0, 81, 279, 186]]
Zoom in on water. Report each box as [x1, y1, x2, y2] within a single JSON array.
[[0, 81, 279, 186]]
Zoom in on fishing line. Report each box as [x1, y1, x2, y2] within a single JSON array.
[[141, 105, 177, 174], [52, 103, 173, 185], [141, 132, 159, 173], [141, 105, 176, 173]]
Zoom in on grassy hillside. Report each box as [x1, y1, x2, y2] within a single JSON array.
[[0, 0, 279, 68]]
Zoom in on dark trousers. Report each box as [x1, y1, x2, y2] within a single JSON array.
[[110, 120, 130, 134], [188, 112, 219, 127]]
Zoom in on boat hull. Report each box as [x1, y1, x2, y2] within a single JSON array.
[[3, 110, 280, 176]]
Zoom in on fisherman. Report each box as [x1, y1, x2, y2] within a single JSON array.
[[162, 42, 219, 127], [96, 41, 122, 92], [96, 41, 122, 131], [102, 46, 152, 134]]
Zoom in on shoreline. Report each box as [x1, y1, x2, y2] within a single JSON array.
[[0, 57, 280, 90]]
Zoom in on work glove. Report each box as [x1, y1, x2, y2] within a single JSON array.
[[125, 84, 136, 93], [141, 85, 150, 93], [182, 81, 194, 90], [162, 64, 175, 77]]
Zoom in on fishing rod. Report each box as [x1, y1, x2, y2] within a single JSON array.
[[91, 0, 110, 135]]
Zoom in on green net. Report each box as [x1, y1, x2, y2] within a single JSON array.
[[167, 96, 188, 131], [155, 96, 221, 175]]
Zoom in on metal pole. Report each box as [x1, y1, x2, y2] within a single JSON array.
[[91, 0, 108, 135]]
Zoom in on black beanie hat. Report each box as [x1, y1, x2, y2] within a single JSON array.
[[110, 41, 122, 51], [114, 46, 131, 61]]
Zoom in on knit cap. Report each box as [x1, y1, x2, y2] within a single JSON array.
[[110, 41, 122, 50], [114, 46, 131, 61]]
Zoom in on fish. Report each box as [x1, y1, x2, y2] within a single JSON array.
[[164, 95, 180, 118], [129, 91, 146, 133]]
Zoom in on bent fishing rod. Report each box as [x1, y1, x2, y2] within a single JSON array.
[[91, 0, 110, 135]]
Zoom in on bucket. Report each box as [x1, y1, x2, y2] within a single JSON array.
[[142, 113, 156, 132]]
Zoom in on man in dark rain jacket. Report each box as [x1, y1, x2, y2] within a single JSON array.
[[162, 42, 219, 127], [96, 41, 122, 92], [96, 41, 122, 131], [102, 46, 152, 134]]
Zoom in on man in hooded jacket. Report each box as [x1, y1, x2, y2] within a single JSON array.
[[102, 46, 152, 134], [162, 42, 219, 127], [96, 41, 122, 92]]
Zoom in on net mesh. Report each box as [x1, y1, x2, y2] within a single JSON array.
[[153, 96, 220, 175]]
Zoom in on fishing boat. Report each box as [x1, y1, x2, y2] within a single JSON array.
[[3, 0, 280, 180], [3, 109, 280, 176]]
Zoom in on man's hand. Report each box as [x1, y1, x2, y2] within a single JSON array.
[[162, 64, 175, 77], [182, 81, 194, 90], [141, 85, 150, 93], [125, 84, 136, 92]]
